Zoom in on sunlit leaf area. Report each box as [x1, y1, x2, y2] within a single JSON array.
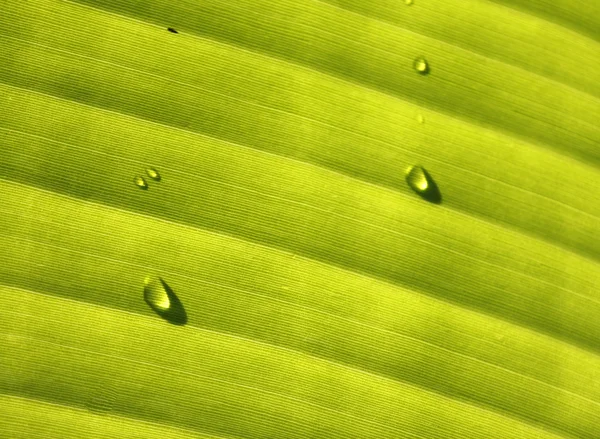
[[1, 0, 599, 438]]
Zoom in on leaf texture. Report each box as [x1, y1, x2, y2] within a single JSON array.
[[1, 0, 599, 438]]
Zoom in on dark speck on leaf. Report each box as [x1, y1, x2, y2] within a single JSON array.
[[167, 27, 178, 34]]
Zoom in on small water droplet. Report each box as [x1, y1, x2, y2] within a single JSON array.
[[405, 165, 442, 204], [167, 27, 178, 34], [413, 57, 430, 75], [144, 276, 187, 325], [146, 167, 161, 181], [405, 0, 414, 5], [133, 176, 148, 190], [417, 113, 424, 124]]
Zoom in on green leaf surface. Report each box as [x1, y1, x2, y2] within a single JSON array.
[[1, 0, 599, 438]]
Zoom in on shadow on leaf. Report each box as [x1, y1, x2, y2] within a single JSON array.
[[144, 277, 188, 325]]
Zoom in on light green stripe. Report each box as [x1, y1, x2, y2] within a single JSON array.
[[0, 395, 226, 439], [1, 286, 581, 439]]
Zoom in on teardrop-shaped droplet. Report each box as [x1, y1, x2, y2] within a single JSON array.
[[405, 165, 442, 204], [143, 276, 187, 325], [146, 167, 161, 182], [405, 0, 414, 5], [144, 276, 170, 312], [133, 176, 148, 190], [406, 166, 429, 192], [413, 57, 430, 75]]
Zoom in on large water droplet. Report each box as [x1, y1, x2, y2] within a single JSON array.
[[413, 57, 430, 75], [405, 165, 442, 204], [144, 276, 187, 325], [133, 176, 148, 190], [146, 167, 161, 182], [144, 277, 170, 311]]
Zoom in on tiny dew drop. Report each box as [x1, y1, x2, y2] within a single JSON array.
[[405, 165, 441, 204], [133, 176, 148, 190], [413, 57, 430, 75], [417, 113, 425, 124], [146, 167, 161, 181], [405, 0, 414, 5], [143, 276, 187, 325]]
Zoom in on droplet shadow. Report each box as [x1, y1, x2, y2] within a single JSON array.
[[406, 166, 442, 204], [144, 278, 188, 325], [418, 168, 442, 204]]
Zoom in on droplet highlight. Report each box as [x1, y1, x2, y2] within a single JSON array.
[[144, 276, 187, 325], [413, 57, 430, 75], [146, 167, 161, 182], [405, 165, 442, 204], [133, 176, 148, 190]]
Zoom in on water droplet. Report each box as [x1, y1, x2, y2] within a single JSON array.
[[143, 276, 187, 325], [144, 276, 170, 311], [405, 0, 414, 5], [413, 57, 430, 75], [133, 176, 148, 190], [405, 165, 442, 204], [146, 167, 161, 181], [417, 113, 425, 124], [406, 166, 429, 191]]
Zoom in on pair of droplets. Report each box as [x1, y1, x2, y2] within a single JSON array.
[[134, 167, 161, 190]]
